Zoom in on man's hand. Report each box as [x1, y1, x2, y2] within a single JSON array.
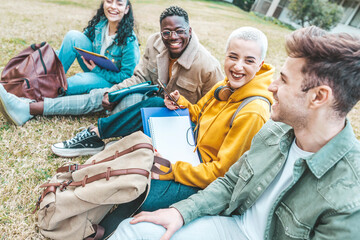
[[102, 92, 117, 111], [130, 208, 184, 240], [81, 56, 96, 71]]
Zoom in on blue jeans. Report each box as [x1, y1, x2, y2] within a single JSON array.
[[109, 215, 249, 240], [57, 30, 113, 95], [99, 180, 200, 239], [98, 96, 165, 139]]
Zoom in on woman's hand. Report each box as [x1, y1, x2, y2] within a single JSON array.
[[164, 90, 181, 110], [102, 92, 117, 111], [81, 56, 96, 71], [130, 208, 184, 240]]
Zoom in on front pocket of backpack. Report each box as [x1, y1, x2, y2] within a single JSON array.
[[36, 74, 62, 99], [37, 192, 56, 230]]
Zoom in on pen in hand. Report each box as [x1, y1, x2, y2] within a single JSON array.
[[158, 80, 182, 109], [164, 90, 184, 111]]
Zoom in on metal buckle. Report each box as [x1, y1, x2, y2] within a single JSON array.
[[68, 164, 78, 172], [59, 180, 72, 192], [36, 195, 42, 205]]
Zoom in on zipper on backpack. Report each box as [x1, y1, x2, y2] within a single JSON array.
[[22, 78, 30, 89], [37, 49, 47, 74]]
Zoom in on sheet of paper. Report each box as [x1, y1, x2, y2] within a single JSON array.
[[149, 116, 200, 166], [141, 107, 190, 137]]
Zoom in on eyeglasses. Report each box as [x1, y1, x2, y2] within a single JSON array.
[[161, 27, 189, 39]]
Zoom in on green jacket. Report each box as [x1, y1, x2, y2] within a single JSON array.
[[172, 119, 360, 239]]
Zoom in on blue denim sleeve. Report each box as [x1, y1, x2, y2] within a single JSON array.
[[92, 36, 140, 84]]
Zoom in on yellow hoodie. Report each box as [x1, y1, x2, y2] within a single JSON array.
[[159, 63, 274, 188]]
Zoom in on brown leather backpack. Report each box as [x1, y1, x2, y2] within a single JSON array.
[[0, 42, 67, 101]]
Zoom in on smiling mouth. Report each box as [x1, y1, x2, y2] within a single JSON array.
[[272, 95, 279, 105], [170, 42, 181, 47], [231, 72, 245, 79], [108, 10, 119, 15]]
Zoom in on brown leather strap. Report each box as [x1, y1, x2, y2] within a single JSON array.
[[56, 143, 153, 173], [151, 156, 172, 175], [85, 224, 105, 240], [40, 168, 149, 189], [32, 185, 56, 213]]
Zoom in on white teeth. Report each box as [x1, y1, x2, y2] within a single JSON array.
[[170, 42, 180, 46], [232, 73, 244, 78]]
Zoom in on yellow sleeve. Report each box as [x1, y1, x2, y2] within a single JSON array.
[[159, 111, 268, 188]]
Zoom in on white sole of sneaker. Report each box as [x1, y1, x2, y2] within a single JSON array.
[[51, 145, 104, 158], [0, 94, 21, 126]]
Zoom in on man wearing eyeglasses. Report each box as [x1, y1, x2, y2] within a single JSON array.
[[50, 5, 223, 158]]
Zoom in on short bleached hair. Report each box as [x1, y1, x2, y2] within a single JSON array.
[[226, 26, 268, 62]]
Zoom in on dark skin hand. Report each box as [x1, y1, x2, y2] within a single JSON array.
[[102, 93, 117, 111]]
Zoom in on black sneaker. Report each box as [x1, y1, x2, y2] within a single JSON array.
[[51, 128, 105, 157]]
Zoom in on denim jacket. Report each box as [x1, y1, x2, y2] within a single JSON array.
[[84, 18, 140, 84], [173, 119, 360, 239]]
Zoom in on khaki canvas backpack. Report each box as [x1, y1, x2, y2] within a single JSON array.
[[34, 131, 171, 240]]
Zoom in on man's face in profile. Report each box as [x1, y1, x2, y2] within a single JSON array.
[[268, 57, 309, 128]]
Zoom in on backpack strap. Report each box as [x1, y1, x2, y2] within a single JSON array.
[[85, 224, 105, 240], [56, 143, 154, 173], [151, 156, 172, 175], [40, 168, 150, 189], [230, 96, 271, 128]]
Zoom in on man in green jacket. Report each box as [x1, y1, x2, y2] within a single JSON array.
[[108, 26, 360, 240]]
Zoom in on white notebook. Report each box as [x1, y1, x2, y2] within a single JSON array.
[[148, 116, 200, 166]]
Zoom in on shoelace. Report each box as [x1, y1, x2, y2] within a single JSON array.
[[63, 127, 92, 147]]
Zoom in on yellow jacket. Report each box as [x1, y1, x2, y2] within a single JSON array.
[[159, 63, 275, 188]]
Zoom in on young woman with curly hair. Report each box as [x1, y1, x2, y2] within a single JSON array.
[[58, 0, 140, 95]]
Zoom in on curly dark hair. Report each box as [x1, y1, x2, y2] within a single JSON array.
[[286, 26, 360, 116], [159, 6, 189, 24], [84, 0, 135, 46]]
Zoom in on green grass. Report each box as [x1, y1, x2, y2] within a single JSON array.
[[0, 0, 359, 238]]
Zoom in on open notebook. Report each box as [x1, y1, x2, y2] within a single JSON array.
[[148, 116, 200, 166]]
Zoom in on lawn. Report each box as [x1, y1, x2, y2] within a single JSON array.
[[0, 0, 359, 238]]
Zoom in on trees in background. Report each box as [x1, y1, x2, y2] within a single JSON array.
[[288, 0, 343, 30], [233, 0, 255, 11]]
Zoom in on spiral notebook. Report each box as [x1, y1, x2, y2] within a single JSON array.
[[148, 116, 200, 166], [141, 107, 190, 137]]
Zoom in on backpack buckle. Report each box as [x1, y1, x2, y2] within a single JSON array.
[[60, 180, 73, 192], [68, 164, 78, 172]]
